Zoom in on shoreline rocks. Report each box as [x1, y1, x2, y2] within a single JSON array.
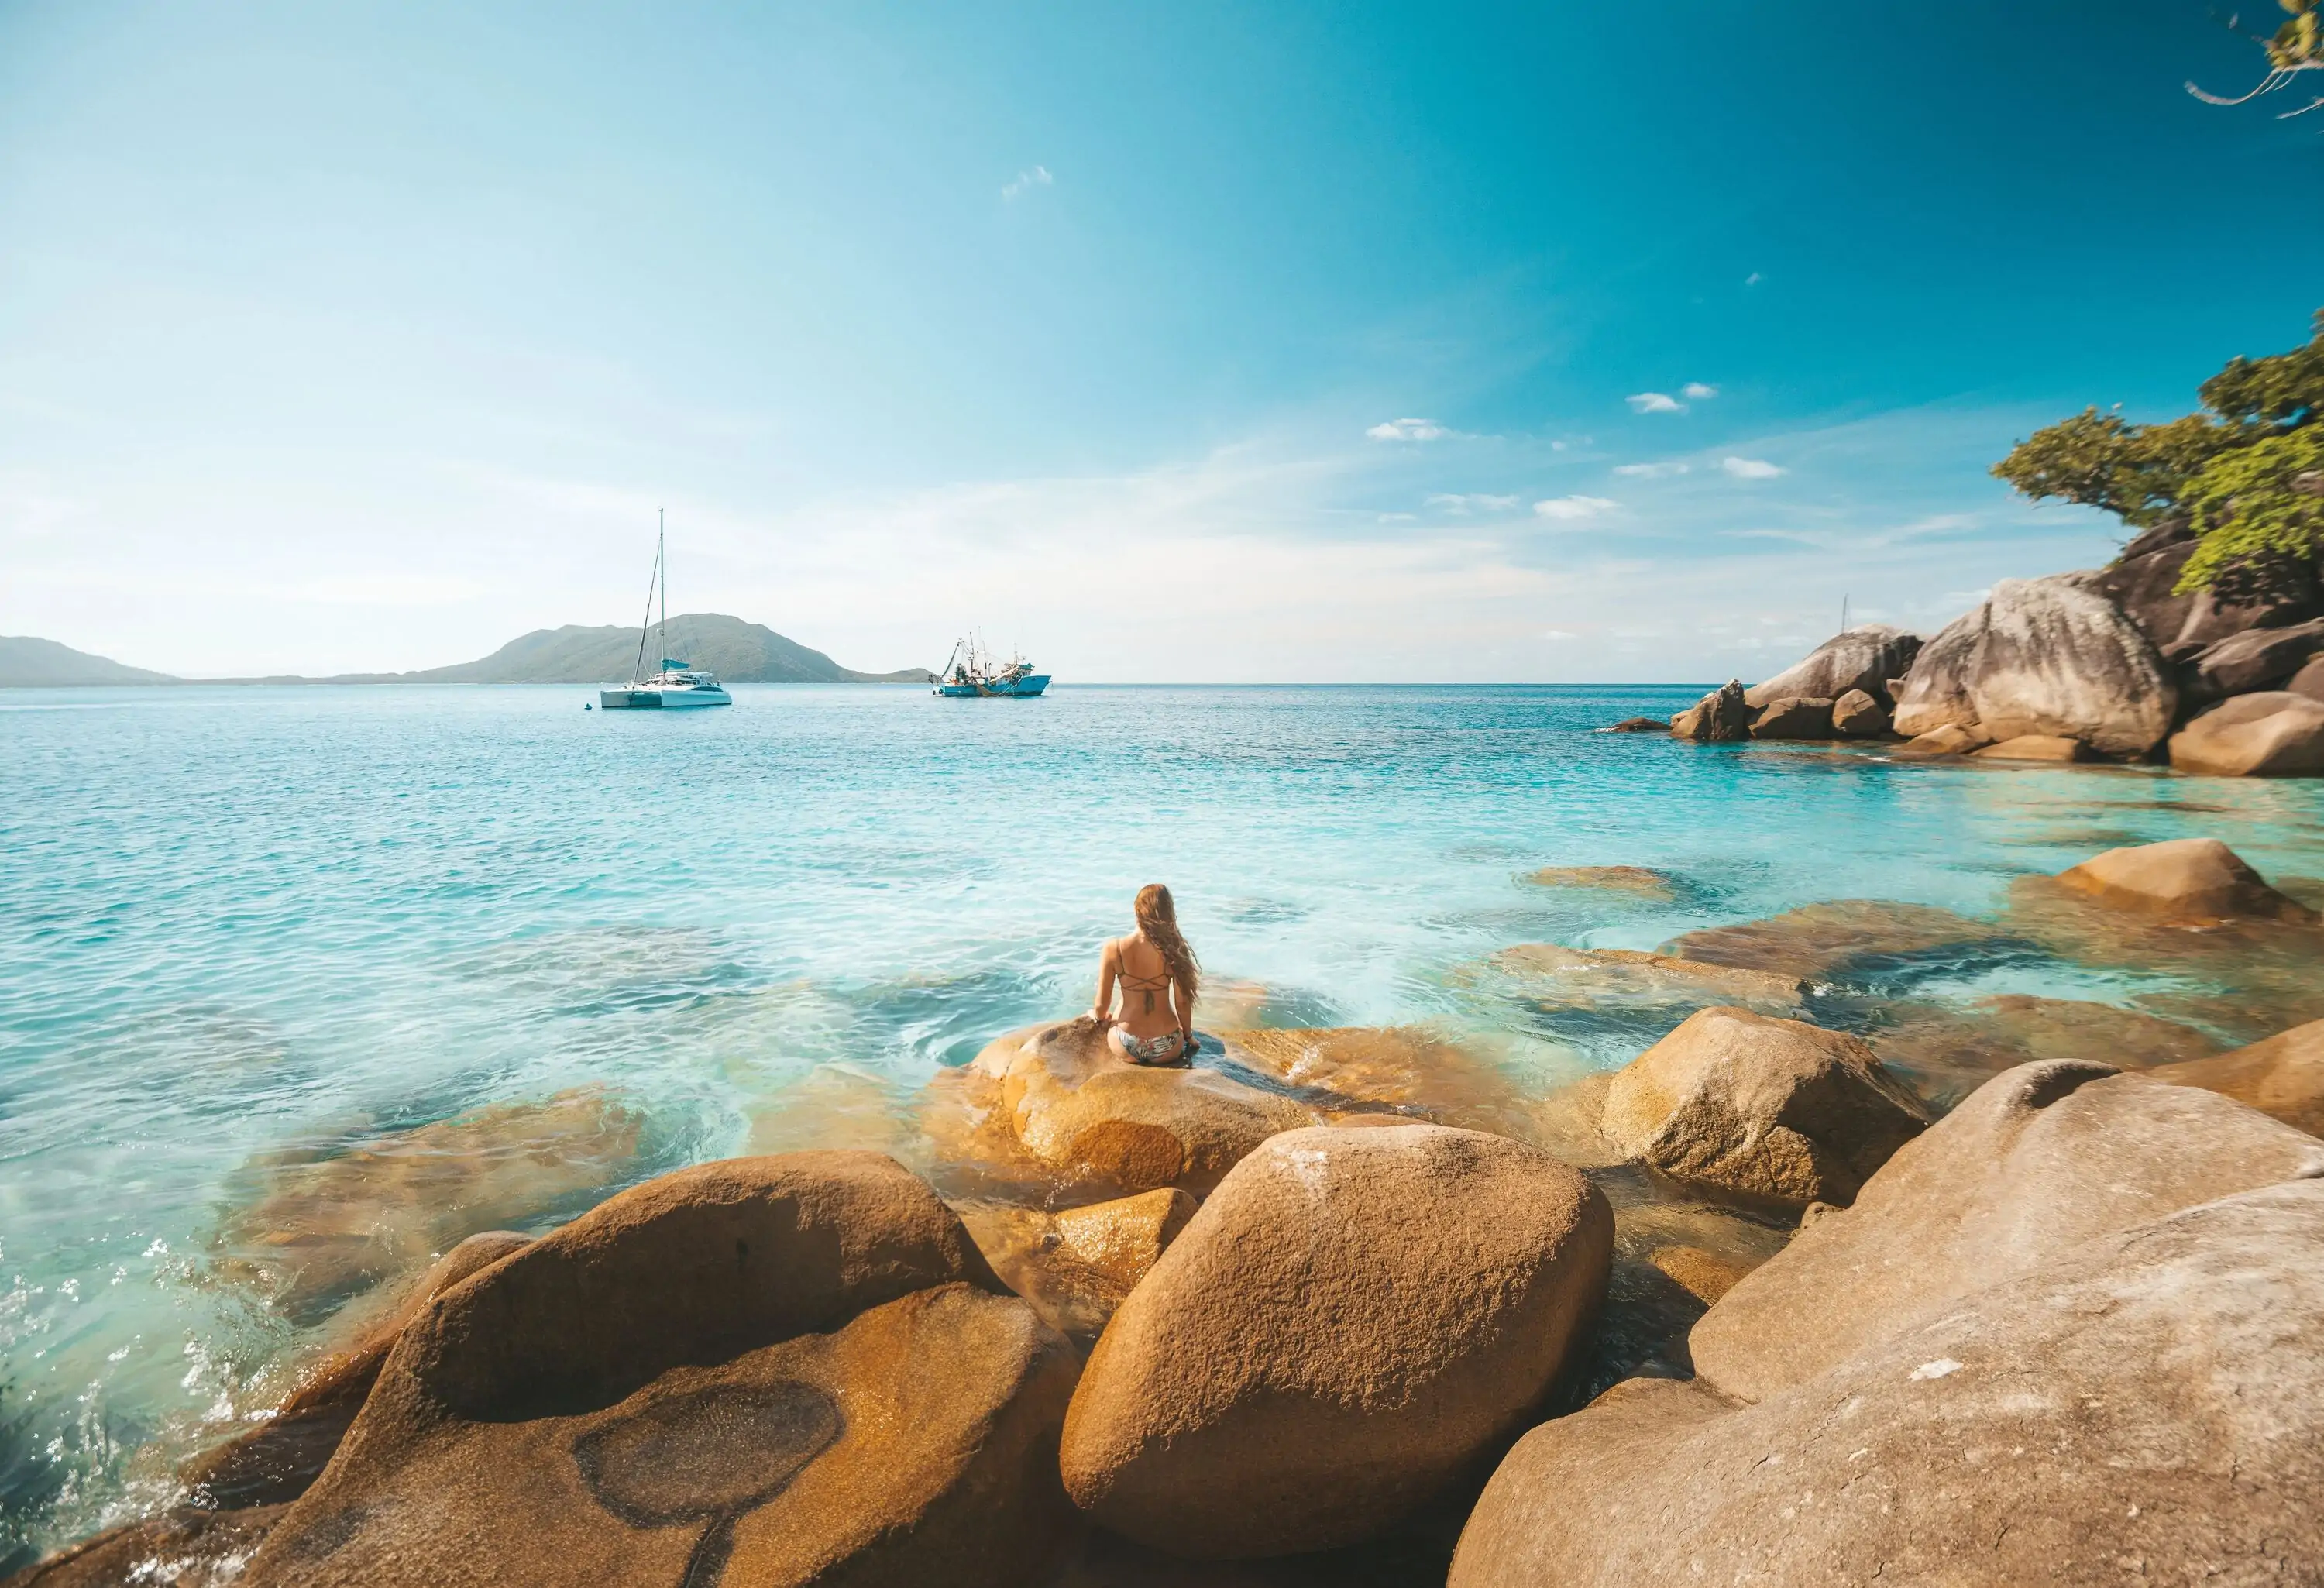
[[2169, 689, 2324, 775], [2051, 837, 2317, 925], [2146, 1016, 2324, 1135], [1669, 679, 1749, 742], [1743, 624, 1922, 710]]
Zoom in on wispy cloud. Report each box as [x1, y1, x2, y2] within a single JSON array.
[[1533, 494, 1618, 521], [1002, 164, 1054, 200], [1611, 460, 1690, 479], [1721, 456, 1786, 479], [1625, 392, 1684, 415], [1366, 417, 1455, 442], [1682, 382, 1719, 401], [1426, 492, 1520, 514]]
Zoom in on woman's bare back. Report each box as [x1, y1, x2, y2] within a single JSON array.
[[1105, 933, 1182, 1039]]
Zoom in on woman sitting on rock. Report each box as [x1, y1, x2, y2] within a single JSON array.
[[1092, 884, 1202, 1066]]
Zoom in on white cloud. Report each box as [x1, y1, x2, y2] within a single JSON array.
[[1682, 382, 1719, 401], [1542, 629, 1579, 640], [1626, 391, 1684, 414], [1722, 456, 1786, 479], [1533, 495, 1618, 521], [1611, 460, 1690, 479], [1001, 165, 1054, 200], [1366, 417, 1452, 442], [1426, 493, 1521, 514]]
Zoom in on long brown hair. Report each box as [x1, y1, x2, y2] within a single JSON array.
[[1134, 883, 1200, 1004]]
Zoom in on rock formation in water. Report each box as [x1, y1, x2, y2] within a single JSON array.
[[2146, 1016, 2324, 1136], [2170, 689, 2324, 775], [1669, 679, 1751, 741], [1742, 624, 1922, 710]]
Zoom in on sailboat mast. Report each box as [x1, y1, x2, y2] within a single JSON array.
[[633, 523, 659, 685], [657, 509, 667, 669]]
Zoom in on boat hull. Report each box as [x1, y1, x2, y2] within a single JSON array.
[[936, 675, 1050, 698], [600, 687, 732, 709]]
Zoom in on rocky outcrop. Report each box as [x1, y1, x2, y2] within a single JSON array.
[[1746, 696, 1833, 739], [1597, 716, 1668, 732], [2292, 653, 2324, 700], [2092, 517, 2324, 652], [1889, 575, 2177, 757], [2147, 1016, 2324, 1136], [1829, 688, 1888, 737], [1057, 1125, 1611, 1559], [1600, 1008, 1929, 1208], [1449, 1177, 2324, 1587], [926, 1021, 1318, 1197], [1891, 723, 1990, 757], [181, 1231, 531, 1510], [1662, 899, 2013, 984], [1972, 732, 2089, 761], [239, 1153, 1078, 1588], [2183, 614, 2324, 703], [2169, 689, 2324, 776], [6, 1505, 288, 1588], [1669, 679, 1749, 742], [2051, 837, 2317, 924], [1744, 625, 1922, 709]]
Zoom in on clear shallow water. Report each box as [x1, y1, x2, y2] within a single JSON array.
[[4, 682, 2322, 1557]]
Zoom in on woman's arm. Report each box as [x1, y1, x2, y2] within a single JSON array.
[[1177, 982, 1197, 1044], [1092, 941, 1118, 1026]]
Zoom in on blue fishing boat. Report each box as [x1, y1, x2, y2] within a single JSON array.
[[934, 634, 1050, 697]]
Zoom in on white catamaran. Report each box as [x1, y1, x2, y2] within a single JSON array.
[[600, 512, 732, 710]]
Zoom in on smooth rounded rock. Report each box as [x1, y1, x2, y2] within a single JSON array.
[[1745, 625, 1922, 709], [1747, 696, 1834, 739], [1972, 732, 2089, 761], [1829, 688, 1889, 737], [1669, 680, 1749, 742], [2146, 1016, 2324, 1136], [1058, 1124, 1612, 1559], [2053, 836, 2316, 923], [2168, 689, 2324, 776]]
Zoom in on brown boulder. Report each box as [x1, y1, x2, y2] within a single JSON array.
[[1058, 1125, 1611, 1559], [6, 1505, 288, 1588], [1744, 625, 1922, 708], [2291, 653, 2324, 701], [1449, 1178, 2324, 1587], [1690, 1061, 2324, 1404], [1600, 1007, 1929, 1208], [1662, 898, 2010, 984], [1669, 679, 1749, 742], [2052, 837, 2317, 923], [240, 1153, 1075, 1588], [2146, 1016, 2324, 1136], [1746, 696, 1834, 739], [1828, 688, 1888, 737], [2183, 614, 2324, 702], [2168, 689, 2324, 776], [1889, 575, 2177, 756], [1890, 722, 1991, 757], [1972, 733, 2089, 761]]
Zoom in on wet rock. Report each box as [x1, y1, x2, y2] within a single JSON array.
[[240, 1153, 1077, 1588], [928, 1020, 1318, 1198], [958, 1188, 1196, 1346], [1866, 993, 2222, 1110], [1596, 716, 1668, 733], [5, 1504, 288, 1588], [1600, 1008, 1929, 1209], [1662, 899, 2014, 985], [181, 1231, 531, 1510], [1059, 1125, 1611, 1559], [2147, 1017, 2324, 1136], [2168, 689, 2324, 776], [1492, 944, 1807, 1012], [213, 1090, 649, 1324], [1520, 864, 1676, 899], [1746, 696, 1834, 740], [1669, 680, 1749, 742], [1889, 575, 2177, 757], [744, 1064, 911, 1157], [1829, 688, 1889, 737], [1890, 722, 1991, 757], [1744, 625, 1922, 709], [2051, 837, 2317, 924], [2183, 614, 2324, 703], [1222, 1026, 1532, 1136], [1690, 1060, 2324, 1404], [1972, 732, 2090, 761], [1449, 1179, 2324, 1588], [1647, 1243, 1752, 1304]]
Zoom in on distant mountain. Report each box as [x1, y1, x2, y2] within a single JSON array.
[[306, 614, 933, 685], [0, 635, 176, 686]]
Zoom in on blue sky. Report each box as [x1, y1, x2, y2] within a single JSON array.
[[4, 2, 2322, 680]]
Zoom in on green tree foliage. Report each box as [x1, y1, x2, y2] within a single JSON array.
[[1992, 312, 2324, 593]]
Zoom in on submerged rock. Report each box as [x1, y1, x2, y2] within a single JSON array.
[[1662, 899, 2014, 985], [1746, 696, 1834, 740], [1600, 1007, 1929, 1209], [1866, 993, 2221, 1109], [212, 1090, 650, 1324], [1596, 716, 1669, 733], [1222, 1026, 1533, 1136], [1520, 864, 1676, 899], [1744, 625, 1922, 709], [239, 1153, 1077, 1588], [1828, 688, 1889, 737], [2051, 836, 2317, 924], [1669, 680, 1749, 742], [2168, 689, 2324, 776], [1491, 944, 1808, 1011], [1889, 575, 2177, 757], [1058, 1125, 1611, 1559], [2147, 1016, 2324, 1136]]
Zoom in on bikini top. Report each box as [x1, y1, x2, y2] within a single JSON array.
[[1116, 943, 1174, 990]]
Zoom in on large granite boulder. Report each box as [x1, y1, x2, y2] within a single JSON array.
[[2051, 837, 2316, 924], [1889, 575, 2177, 757], [2183, 614, 2324, 703], [1829, 688, 1889, 737], [1669, 679, 1749, 742], [2089, 517, 2324, 651], [1690, 1061, 2324, 1404], [239, 1153, 1079, 1588], [1448, 1177, 2324, 1587], [927, 1020, 1318, 1197], [1744, 625, 1922, 709], [1058, 1125, 1611, 1559], [1600, 1008, 1929, 1209], [2169, 689, 2324, 776], [1746, 696, 1834, 740], [2147, 1016, 2324, 1136], [2291, 653, 2324, 701]]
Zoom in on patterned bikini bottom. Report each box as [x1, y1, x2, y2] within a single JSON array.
[[1109, 1026, 1186, 1065]]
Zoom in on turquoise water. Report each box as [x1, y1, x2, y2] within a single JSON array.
[[4, 682, 2322, 1558]]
